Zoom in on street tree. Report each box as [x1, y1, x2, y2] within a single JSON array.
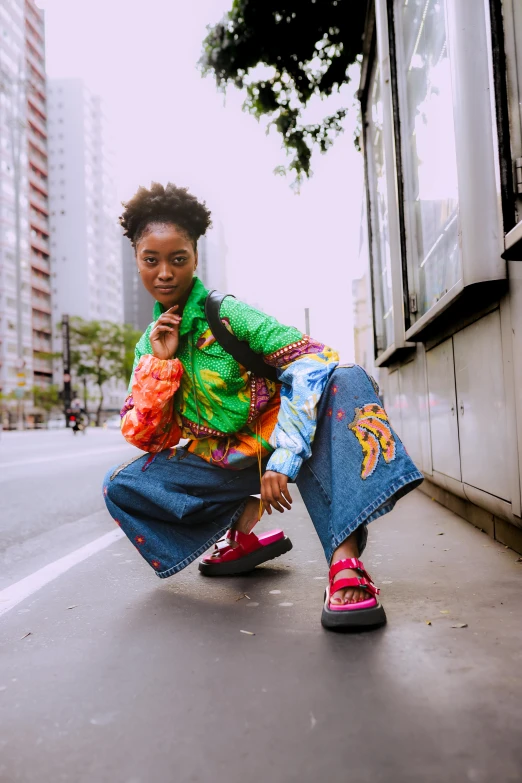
[[200, 0, 368, 184], [32, 384, 61, 424], [69, 319, 142, 426]]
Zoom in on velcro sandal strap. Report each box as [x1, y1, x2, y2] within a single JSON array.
[[330, 577, 366, 596], [329, 557, 365, 579], [228, 529, 261, 555], [330, 576, 380, 598]]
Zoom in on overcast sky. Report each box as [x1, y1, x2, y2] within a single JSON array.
[[38, 0, 365, 360]]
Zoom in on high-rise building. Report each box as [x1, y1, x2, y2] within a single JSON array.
[[0, 0, 50, 417], [197, 222, 227, 292], [26, 0, 52, 389], [47, 78, 122, 325], [122, 235, 154, 333]]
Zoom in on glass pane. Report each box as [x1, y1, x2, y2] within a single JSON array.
[[367, 64, 394, 354], [395, 0, 460, 317]]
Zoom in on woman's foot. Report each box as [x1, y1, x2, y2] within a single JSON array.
[[209, 498, 260, 560], [329, 530, 369, 606]]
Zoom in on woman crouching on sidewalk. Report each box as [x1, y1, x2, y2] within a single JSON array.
[[103, 183, 423, 630]]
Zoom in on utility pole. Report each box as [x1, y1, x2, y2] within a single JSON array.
[[62, 315, 72, 426]]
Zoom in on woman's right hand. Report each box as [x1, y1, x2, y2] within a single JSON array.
[[150, 306, 182, 360]]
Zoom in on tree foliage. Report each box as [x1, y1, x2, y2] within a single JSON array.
[[201, 0, 367, 184], [69, 319, 141, 426], [32, 384, 60, 421]]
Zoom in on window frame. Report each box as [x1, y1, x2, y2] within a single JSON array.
[[360, 0, 414, 366], [392, 0, 506, 341]]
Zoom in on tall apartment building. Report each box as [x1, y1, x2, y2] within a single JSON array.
[[47, 79, 122, 326], [198, 222, 227, 293], [0, 0, 51, 410], [26, 0, 52, 388], [122, 235, 154, 333]]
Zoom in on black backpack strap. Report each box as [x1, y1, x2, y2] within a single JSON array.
[[204, 290, 279, 382]]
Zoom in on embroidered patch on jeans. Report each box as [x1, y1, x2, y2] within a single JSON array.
[[348, 404, 396, 479]]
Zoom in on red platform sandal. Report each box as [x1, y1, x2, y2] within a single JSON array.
[[321, 557, 386, 630], [199, 528, 293, 576]]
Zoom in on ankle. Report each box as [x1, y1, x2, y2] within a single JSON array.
[[232, 498, 260, 536], [331, 533, 360, 566]]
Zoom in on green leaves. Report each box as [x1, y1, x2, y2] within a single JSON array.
[[68, 319, 142, 425], [200, 0, 367, 183], [32, 384, 60, 415]]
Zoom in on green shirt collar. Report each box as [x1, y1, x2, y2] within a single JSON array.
[[152, 276, 209, 336]]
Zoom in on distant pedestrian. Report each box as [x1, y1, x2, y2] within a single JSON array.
[[103, 183, 422, 630]]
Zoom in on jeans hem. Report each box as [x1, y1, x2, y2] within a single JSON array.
[[155, 499, 248, 579], [329, 469, 424, 558]]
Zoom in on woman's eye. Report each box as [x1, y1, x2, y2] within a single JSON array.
[[173, 256, 187, 265], [144, 257, 156, 264]]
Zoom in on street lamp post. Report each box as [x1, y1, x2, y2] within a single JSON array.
[[62, 315, 72, 426]]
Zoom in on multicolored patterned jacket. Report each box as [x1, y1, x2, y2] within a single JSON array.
[[121, 276, 339, 479]]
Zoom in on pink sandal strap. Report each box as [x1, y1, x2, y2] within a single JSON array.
[[329, 557, 374, 583], [209, 529, 261, 562], [227, 529, 260, 554], [329, 557, 364, 579], [330, 576, 379, 598]]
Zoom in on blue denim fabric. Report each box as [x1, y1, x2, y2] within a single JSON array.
[[103, 365, 423, 577]]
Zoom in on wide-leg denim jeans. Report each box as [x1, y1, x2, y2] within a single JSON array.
[[103, 365, 423, 578]]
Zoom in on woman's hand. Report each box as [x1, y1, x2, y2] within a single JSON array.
[[261, 470, 293, 515], [150, 306, 182, 360]]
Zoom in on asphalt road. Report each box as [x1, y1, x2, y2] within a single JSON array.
[[1, 430, 522, 783], [0, 428, 136, 589]]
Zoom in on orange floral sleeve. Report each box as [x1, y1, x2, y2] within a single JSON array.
[[120, 354, 183, 453]]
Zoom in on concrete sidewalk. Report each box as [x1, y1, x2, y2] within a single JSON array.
[[1, 490, 522, 783]]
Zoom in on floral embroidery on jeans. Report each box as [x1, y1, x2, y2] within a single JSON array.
[[349, 403, 396, 479]]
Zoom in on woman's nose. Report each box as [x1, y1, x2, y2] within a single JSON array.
[[157, 264, 174, 280]]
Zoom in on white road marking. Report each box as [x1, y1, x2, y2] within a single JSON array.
[[0, 529, 124, 618], [0, 446, 134, 470]]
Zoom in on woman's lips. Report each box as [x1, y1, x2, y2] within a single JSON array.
[[155, 286, 177, 292]]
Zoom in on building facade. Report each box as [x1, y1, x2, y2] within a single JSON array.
[[358, 0, 522, 551], [26, 0, 51, 390], [47, 78, 122, 325], [0, 0, 51, 418], [122, 235, 154, 333], [197, 222, 227, 293]]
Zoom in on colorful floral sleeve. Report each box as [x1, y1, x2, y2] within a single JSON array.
[[120, 354, 184, 453], [264, 343, 339, 479], [220, 298, 339, 479]]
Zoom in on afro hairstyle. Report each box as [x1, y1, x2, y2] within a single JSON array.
[[119, 182, 212, 249]]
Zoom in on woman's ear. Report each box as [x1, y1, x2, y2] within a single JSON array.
[[194, 249, 198, 271]]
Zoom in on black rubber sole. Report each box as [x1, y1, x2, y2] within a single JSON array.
[[321, 593, 387, 631], [198, 536, 293, 576]]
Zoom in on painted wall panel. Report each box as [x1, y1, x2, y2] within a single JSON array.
[[426, 339, 461, 481], [398, 359, 423, 469], [453, 311, 510, 500]]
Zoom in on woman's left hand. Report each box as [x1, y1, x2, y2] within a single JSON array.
[[261, 470, 293, 515]]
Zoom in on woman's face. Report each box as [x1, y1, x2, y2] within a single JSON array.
[[135, 222, 198, 311]]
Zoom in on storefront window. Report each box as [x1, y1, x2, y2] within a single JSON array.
[[367, 64, 394, 354], [394, 0, 460, 317]]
